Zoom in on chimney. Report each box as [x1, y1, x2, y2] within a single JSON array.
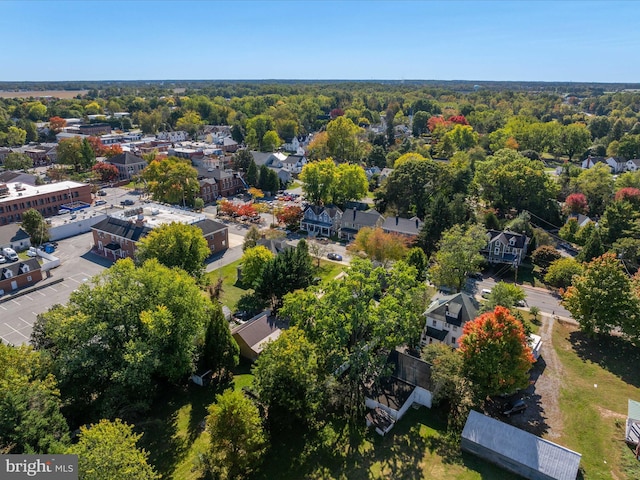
[[445, 303, 449, 313], [416, 218, 419, 229], [396, 215, 399, 225], [353, 207, 357, 220]]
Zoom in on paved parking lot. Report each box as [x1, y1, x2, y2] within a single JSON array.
[[0, 232, 108, 345]]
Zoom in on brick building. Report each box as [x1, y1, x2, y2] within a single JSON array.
[[91, 205, 228, 262], [0, 258, 42, 295], [0, 181, 92, 226]]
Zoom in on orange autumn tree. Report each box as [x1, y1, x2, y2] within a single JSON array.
[[349, 227, 408, 266], [459, 306, 534, 398]]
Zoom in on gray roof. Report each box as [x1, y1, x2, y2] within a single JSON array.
[[487, 229, 528, 249], [107, 152, 147, 166], [257, 238, 292, 255], [424, 292, 479, 327], [231, 310, 287, 353], [91, 217, 151, 242], [249, 151, 274, 166], [193, 218, 227, 236], [462, 410, 581, 480], [382, 216, 423, 236], [0, 224, 30, 247], [305, 204, 342, 218], [343, 208, 383, 227], [283, 154, 304, 164], [1, 258, 40, 278], [0, 171, 37, 186]]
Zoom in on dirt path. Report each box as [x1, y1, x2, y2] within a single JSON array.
[[535, 313, 565, 439]]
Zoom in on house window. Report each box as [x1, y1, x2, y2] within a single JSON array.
[[432, 319, 437, 327], [27, 275, 32, 282], [451, 337, 456, 345], [453, 325, 457, 332], [494, 246, 500, 255]]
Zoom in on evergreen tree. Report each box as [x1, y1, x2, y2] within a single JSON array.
[[577, 228, 604, 263], [246, 159, 258, 187]]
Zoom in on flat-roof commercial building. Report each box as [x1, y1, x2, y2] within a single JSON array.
[[0, 180, 92, 226]]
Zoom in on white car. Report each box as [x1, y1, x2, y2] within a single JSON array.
[[27, 247, 38, 257], [481, 288, 492, 298], [0, 254, 5, 264]]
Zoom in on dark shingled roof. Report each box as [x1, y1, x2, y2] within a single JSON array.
[[1, 258, 40, 278], [193, 218, 227, 236], [91, 217, 151, 242], [107, 152, 147, 166], [382, 216, 423, 236], [0, 224, 30, 246], [487, 229, 528, 249], [231, 311, 287, 354], [424, 292, 479, 327]]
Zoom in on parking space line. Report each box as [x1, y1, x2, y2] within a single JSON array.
[[11, 299, 20, 306], [0, 334, 13, 345], [23, 295, 34, 301], [68, 277, 82, 284], [37, 291, 46, 296], [0, 305, 6, 311], [32, 312, 39, 316], [18, 317, 31, 327], [4, 323, 28, 339], [48, 286, 58, 292]]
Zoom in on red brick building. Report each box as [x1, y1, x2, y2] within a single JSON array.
[[0, 181, 92, 226], [0, 258, 43, 294], [91, 213, 228, 262]]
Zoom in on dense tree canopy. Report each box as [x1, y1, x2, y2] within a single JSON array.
[[135, 222, 210, 277], [142, 156, 199, 206], [32, 259, 218, 418]]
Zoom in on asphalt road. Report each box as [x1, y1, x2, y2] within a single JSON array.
[[465, 277, 572, 318]]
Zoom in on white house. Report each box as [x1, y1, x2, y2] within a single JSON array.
[[365, 350, 432, 435], [606, 156, 627, 173], [421, 292, 479, 348], [626, 159, 640, 172], [281, 154, 307, 174], [300, 205, 343, 237], [156, 131, 189, 142]]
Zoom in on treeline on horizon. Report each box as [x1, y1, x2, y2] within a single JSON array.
[[2, 79, 640, 95]]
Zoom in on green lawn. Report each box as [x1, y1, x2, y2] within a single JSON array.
[[553, 322, 640, 480], [204, 259, 247, 311]]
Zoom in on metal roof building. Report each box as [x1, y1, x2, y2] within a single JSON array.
[[461, 410, 581, 480]]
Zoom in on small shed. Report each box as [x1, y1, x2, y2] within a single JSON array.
[[626, 399, 640, 446], [461, 410, 581, 480], [231, 310, 286, 361]]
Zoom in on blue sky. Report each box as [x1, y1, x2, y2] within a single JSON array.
[[1, 1, 639, 82]]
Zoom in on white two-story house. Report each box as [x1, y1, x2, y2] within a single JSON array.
[[421, 292, 479, 348]]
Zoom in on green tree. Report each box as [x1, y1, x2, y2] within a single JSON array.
[[531, 245, 562, 273], [246, 115, 275, 151], [243, 225, 261, 251], [600, 200, 638, 245], [201, 303, 239, 378], [253, 327, 320, 428], [280, 260, 427, 421], [444, 124, 478, 151], [142, 156, 199, 205], [21, 209, 49, 245], [176, 110, 203, 138], [380, 157, 441, 217], [0, 343, 69, 454], [412, 111, 430, 137], [405, 246, 428, 282], [544, 257, 583, 289], [429, 224, 488, 292], [241, 245, 274, 287], [563, 253, 638, 337], [206, 390, 267, 480], [474, 149, 559, 221], [246, 159, 259, 187], [261, 130, 281, 152], [559, 123, 591, 160], [299, 158, 337, 205], [5, 126, 27, 146], [27, 102, 47, 121], [4, 152, 32, 170], [56, 137, 86, 172], [233, 149, 253, 172], [135, 222, 210, 277], [255, 240, 314, 310], [570, 162, 613, 216], [459, 306, 534, 398], [68, 419, 159, 480], [483, 281, 525, 311], [577, 227, 604, 263], [421, 343, 477, 431], [326, 116, 363, 162], [32, 259, 211, 417], [332, 163, 368, 205]]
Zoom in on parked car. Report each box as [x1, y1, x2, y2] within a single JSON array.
[[503, 398, 527, 416], [467, 272, 483, 280], [327, 252, 343, 261], [516, 299, 526, 307], [97, 190, 107, 196], [2, 247, 18, 262], [27, 247, 38, 257], [95, 200, 107, 206], [481, 288, 492, 297], [0, 254, 5, 264], [120, 199, 135, 206], [41, 243, 56, 254]]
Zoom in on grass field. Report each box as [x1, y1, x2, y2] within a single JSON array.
[[553, 322, 640, 479]]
